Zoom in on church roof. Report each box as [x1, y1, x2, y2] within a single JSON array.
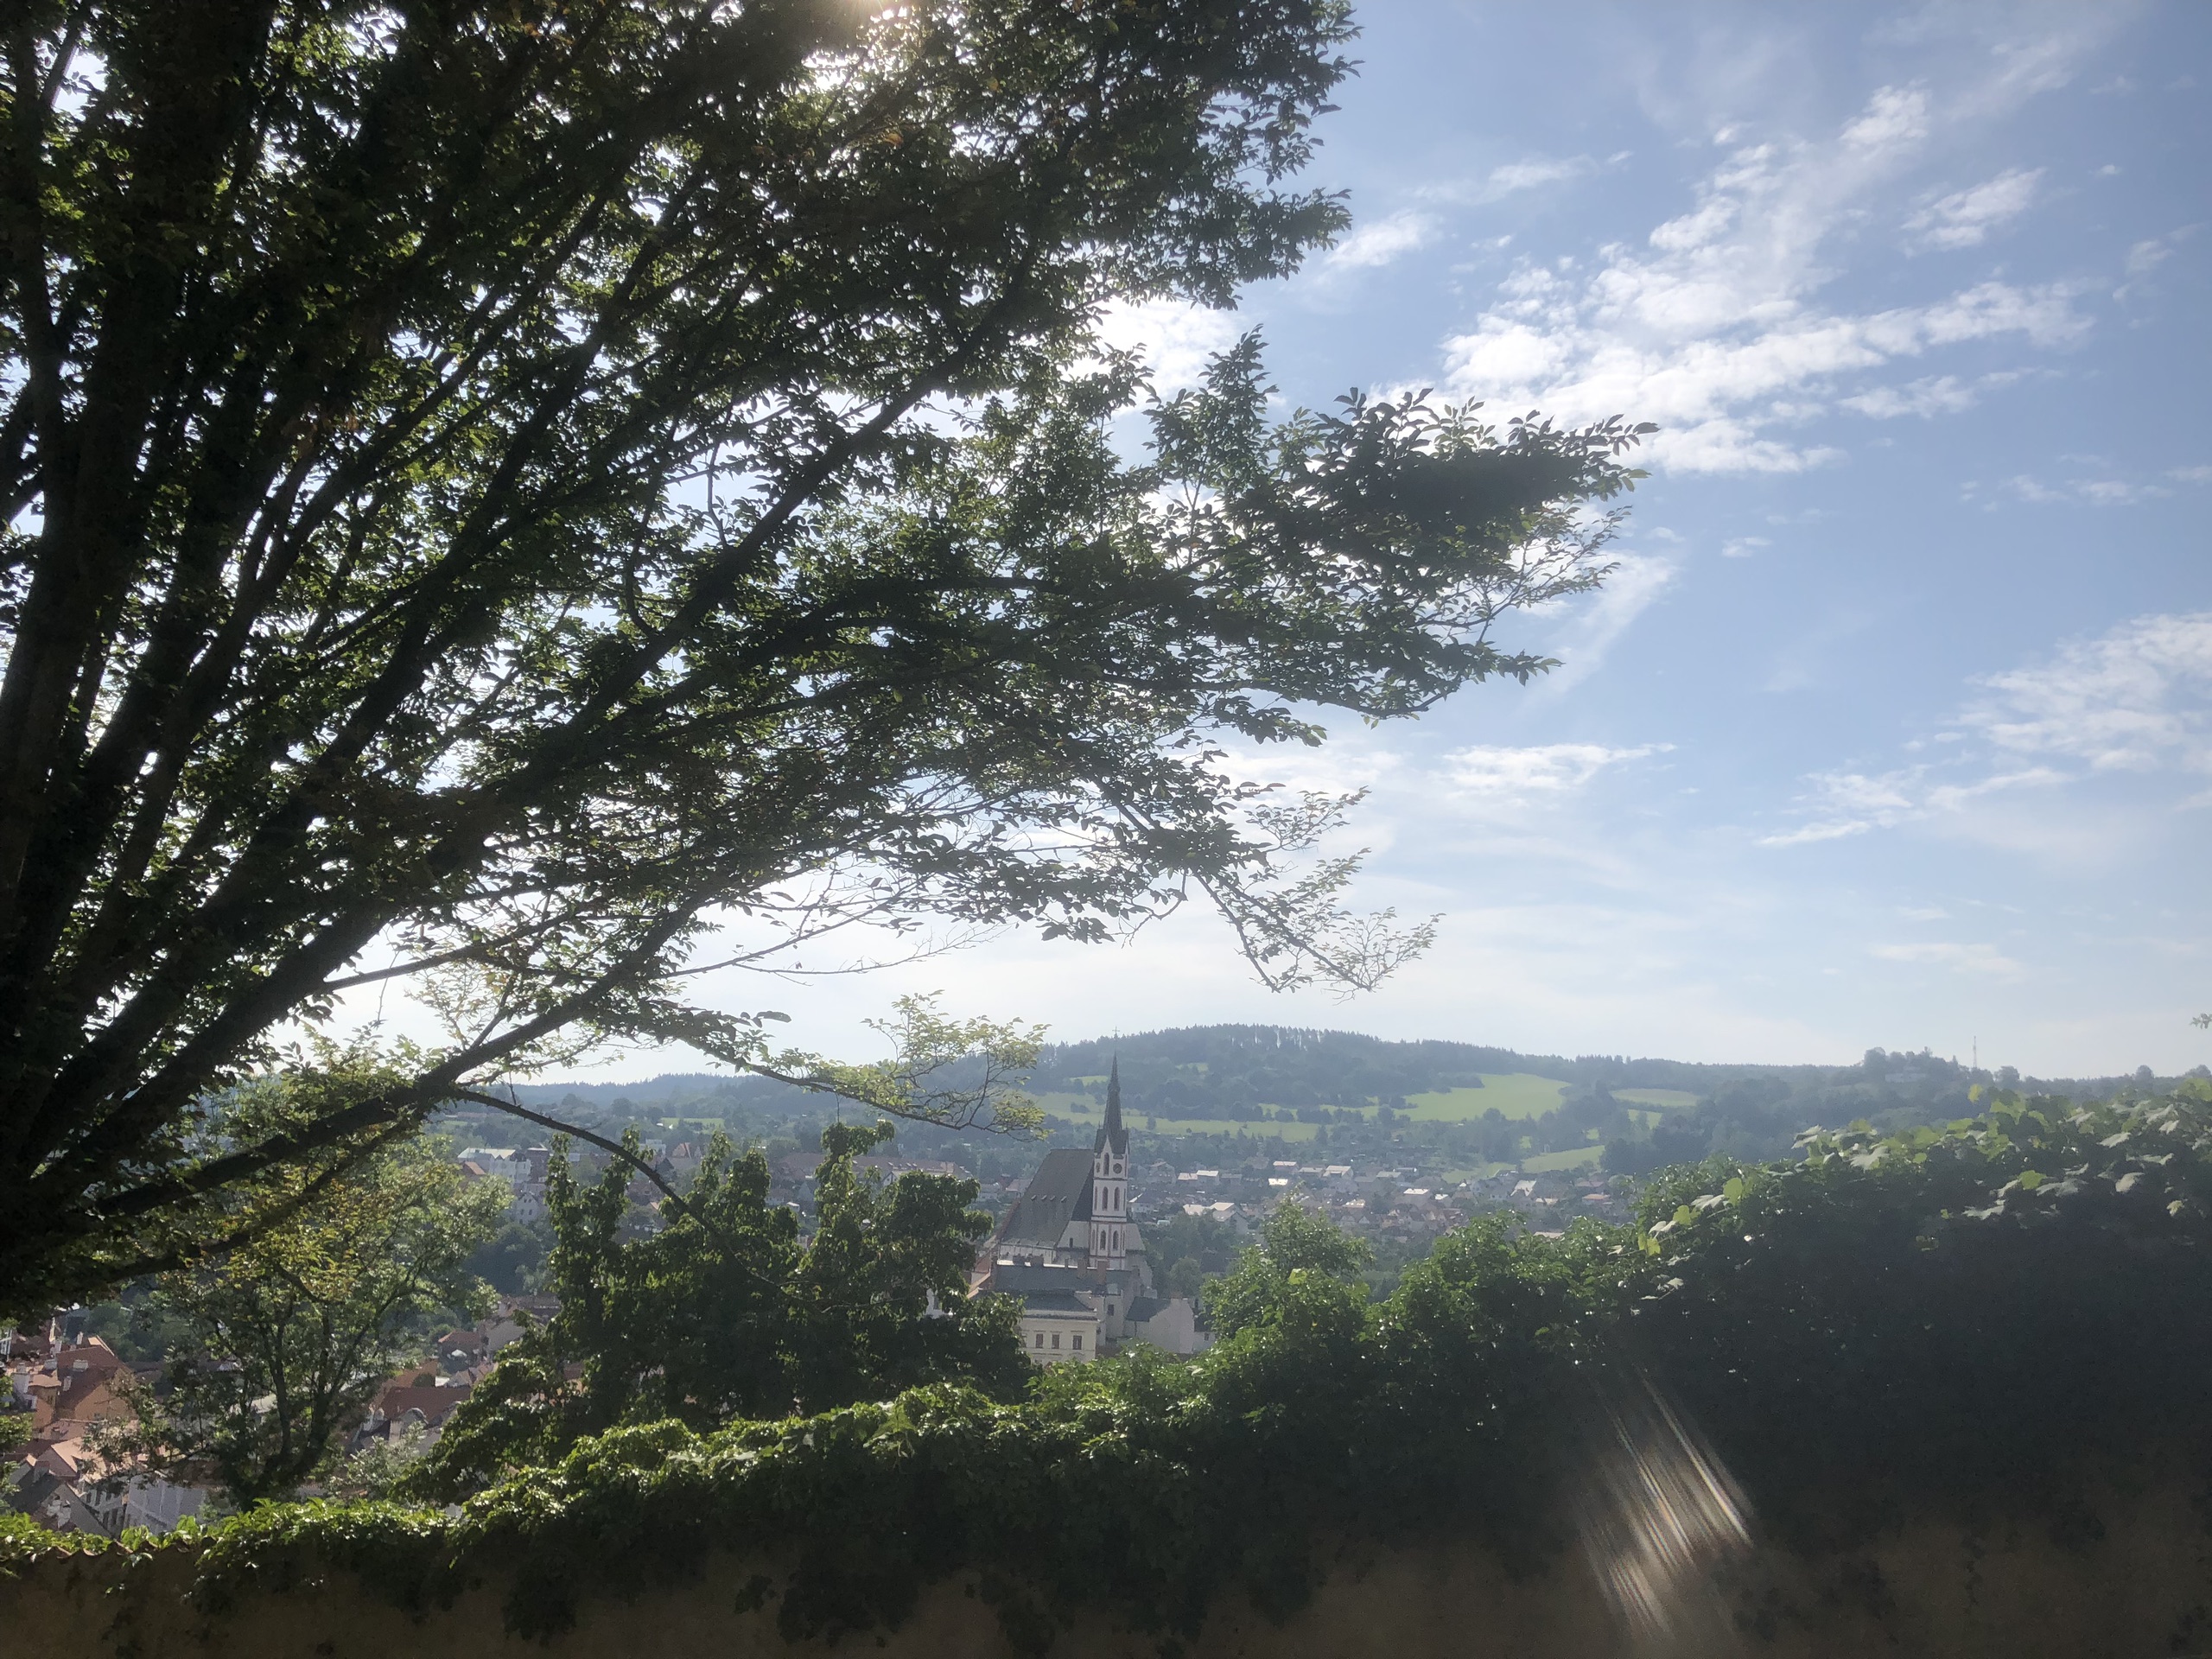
[[1094, 1058, 1130, 1158], [985, 1260, 1145, 1297], [997, 1147, 1094, 1246], [1020, 1292, 1097, 1315], [988, 1262, 1093, 1294]]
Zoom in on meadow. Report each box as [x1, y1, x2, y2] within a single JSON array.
[[1035, 1074, 1613, 1144]]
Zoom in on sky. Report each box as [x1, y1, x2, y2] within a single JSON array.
[[436, 2, 2212, 1080]]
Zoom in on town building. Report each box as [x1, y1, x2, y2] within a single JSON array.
[[979, 1063, 1207, 1361]]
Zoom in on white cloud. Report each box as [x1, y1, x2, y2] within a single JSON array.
[[1485, 156, 1595, 195], [1323, 209, 1440, 272], [1842, 86, 1931, 151], [2118, 226, 2201, 296], [1720, 537, 1770, 559], [1764, 613, 2212, 849], [2126, 238, 2172, 275], [1437, 76, 2092, 474], [1446, 741, 1671, 800], [1760, 761, 2077, 847], [1904, 168, 2043, 250], [1868, 941, 2025, 977], [1990, 472, 2169, 506], [1841, 374, 1978, 418], [1756, 818, 1871, 849], [1094, 299, 1241, 391], [1535, 553, 1678, 692], [1418, 156, 1601, 207], [1962, 611, 2212, 774]]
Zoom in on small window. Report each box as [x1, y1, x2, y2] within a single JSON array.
[[1108, 1304, 1116, 1316], [1033, 1332, 1043, 1348], [1072, 1334, 1084, 1351], [1052, 1332, 1061, 1349]]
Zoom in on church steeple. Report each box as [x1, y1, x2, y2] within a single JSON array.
[[1102, 1058, 1126, 1149], [1088, 1057, 1129, 1268]]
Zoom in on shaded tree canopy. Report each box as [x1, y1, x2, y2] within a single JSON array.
[[410, 1119, 1026, 1497], [0, 0, 1647, 1308]]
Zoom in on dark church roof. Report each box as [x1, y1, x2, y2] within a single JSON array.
[[988, 1261, 1140, 1299], [996, 1147, 1093, 1247], [988, 1261, 1093, 1294], [1021, 1292, 1097, 1315], [1094, 1058, 1129, 1158]]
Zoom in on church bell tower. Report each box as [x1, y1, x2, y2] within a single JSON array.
[[1089, 1059, 1130, 1270]]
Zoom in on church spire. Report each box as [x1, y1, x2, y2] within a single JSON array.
[[1093, 1056, 1128, 1160], [1089, 1056, 1129, 1271]]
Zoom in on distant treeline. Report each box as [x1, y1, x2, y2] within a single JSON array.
[[1029, 1025, 1849, 1113], [454, 1027, 2199, 1180], [1026, 1024, 2177, 1116]]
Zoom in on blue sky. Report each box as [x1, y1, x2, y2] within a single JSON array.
[[504, 3, 2212, 1079]]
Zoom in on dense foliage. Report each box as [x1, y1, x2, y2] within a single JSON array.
[[99, 1126, 505, 1507], [0, 0, 1649, 1313], [9, 1085, 2207, 1649], [1624, 1084, 2212, 1544], [410, 1121, 1027, 1497]]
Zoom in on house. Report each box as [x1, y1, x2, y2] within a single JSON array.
[[478, 1294, 561, 1356], [346, 1363, 477, 1462], [367, 1365, 474, 1430], [457, 1147, 529, 1187], [431, 1327, 489, 1370], [1014, 1290, 1101, 1363], [1122, 1294, 1203, 1356], [457, 1144, 549, 1222], [25, 1333, 133, 1434]]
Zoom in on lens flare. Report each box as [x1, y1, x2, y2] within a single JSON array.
[[1571, 1367, 1754, 1653]]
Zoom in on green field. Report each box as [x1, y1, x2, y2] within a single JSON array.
[[1034, 1092, 1325, 1141], [1612, 1088, 1698, 1110], [1038, 1072, 1580, 1144], [1402, 1075, 1569, 1122]]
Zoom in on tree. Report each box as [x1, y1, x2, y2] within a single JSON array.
[[1202, 1202, 1371, 1341], [105, 1122, 505, 1508], [0, 0, 1648, 1308], [465, 1216, 555, 1298], [1166, 1255, 1207, 1300], [411, 1118, 1024, 1497]]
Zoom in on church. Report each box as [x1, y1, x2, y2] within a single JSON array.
[[979, 1061, 1203, 1362]]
